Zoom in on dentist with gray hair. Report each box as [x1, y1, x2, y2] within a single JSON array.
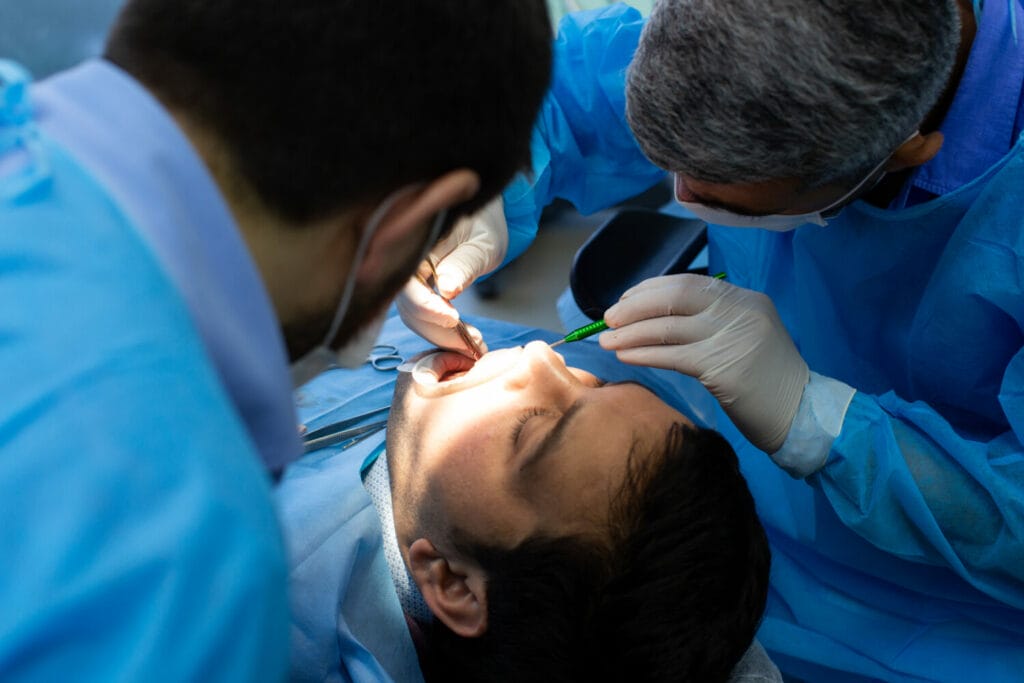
[[398, 0, 1024, 680]]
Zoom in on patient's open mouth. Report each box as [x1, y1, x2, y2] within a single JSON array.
[[440, 367, 470, 383], [407, 347, 523, 394], [436, 353, 475, 384], [403, 351, 472, 386]]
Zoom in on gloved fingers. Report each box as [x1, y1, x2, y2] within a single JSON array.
[[433, 241, 496, 299], [432, 196, 509, 260], [430, 217, 470, 263], [397, 276, 460, 330], [609, 344, 705, 379], [605, 273, 729, 327], [411, 318, 488, 357], [429, 196, 508, 299], [598, 315, 716, 351], [617, 272, 729, 301]]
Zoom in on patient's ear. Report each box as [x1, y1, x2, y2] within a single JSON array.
[[408, 538, 488, 638]]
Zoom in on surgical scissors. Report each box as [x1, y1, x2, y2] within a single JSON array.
[[302, 405, 390, 453], [367, 344, 403, 371]]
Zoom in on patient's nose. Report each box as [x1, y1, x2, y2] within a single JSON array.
[[523, 341, 571, 370], [504, 341, 575, 391]]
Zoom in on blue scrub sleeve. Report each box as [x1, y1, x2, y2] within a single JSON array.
[[0, 130, 289, 680], [501, 4, 666, 265], [0, 369, 290, 682], [810, 358, 1024, 608]]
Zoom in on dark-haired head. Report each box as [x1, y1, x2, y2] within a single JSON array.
[[104, 1, 552, 357], [105, 0, 552, 223], [421, 424, 770, 682]]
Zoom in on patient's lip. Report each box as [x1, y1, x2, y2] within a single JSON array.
[[411, 347, 524, 396]]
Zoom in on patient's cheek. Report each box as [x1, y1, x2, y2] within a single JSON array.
[[428, 409, 502, 462]]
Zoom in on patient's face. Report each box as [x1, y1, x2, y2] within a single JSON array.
[[387, 341, 690, 549]]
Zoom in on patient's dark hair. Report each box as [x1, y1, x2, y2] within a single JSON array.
[[104, 1, 552, 223], [421, 424, 770, 683]]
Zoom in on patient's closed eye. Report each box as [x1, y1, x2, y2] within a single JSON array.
[[511, 408, 556, 452]]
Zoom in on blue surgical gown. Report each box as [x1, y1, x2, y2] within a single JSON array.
[[502, 5, 1024, 681], [0, 63, 288, 680]]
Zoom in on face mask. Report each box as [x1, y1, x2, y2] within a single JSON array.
[[677, 186, 828, 230], [675, 132, 917, 231], [290, 189, 448, 387]]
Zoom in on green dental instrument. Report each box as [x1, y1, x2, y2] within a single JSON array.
[[549, 319, 608, 348], [549, 273, 726, 349]]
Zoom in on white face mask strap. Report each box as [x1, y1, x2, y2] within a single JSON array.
[[328, 207, 449, 372], [818, 155, 891, 213], [320, 186, 451, 350], [819, 130, 921, 214], [320, 185, 420, 348]]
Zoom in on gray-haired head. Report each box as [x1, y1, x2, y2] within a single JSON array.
[[626, 0, 961, 189]]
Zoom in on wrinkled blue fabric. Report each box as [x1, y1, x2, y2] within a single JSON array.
[[505, 4, 1024, 680], [0, 64, 287, 680], [277, 319, 418, 683], [500, 4, 666, 266], [900, 0, 1024, 207]]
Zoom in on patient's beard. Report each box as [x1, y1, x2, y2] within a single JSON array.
[[386, 374, 450, 545], [385, 374, 415, 491]]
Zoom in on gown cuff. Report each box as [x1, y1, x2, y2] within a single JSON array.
[[770, 372, 856, 478]]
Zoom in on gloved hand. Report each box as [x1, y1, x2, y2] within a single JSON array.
[[397, 196, 508, 354], [599, 274, 810, 454]]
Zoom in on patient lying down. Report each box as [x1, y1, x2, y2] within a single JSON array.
[[381, 341, 771, 682]]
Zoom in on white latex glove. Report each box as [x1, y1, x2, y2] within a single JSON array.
[[396, 196, 508, 354], [599, 274, 810, 454]]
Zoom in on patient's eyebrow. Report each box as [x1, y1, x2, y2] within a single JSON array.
[[523, 397, 588, 470]]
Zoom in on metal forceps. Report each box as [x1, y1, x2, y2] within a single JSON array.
[[302, 405, 390, 453], [367, 344, 404, 371], [418, 258, 485, 359]]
